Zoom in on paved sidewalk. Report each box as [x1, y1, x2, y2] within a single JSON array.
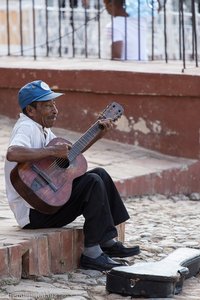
[[0, 56, 200, 75]]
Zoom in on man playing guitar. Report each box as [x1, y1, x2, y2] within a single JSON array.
[[4, 80, 140, 271]]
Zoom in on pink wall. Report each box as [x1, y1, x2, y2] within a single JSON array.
[[0, 67, 200, 159]]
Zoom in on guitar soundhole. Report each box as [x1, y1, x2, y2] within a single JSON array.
[[55, 158, 69, 169]]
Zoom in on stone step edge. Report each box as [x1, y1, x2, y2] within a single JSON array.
[[0, 223, 125, 284], [116, 160, 200, 197]]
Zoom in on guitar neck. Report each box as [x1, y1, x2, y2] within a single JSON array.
[[68, 121, 101, 162]]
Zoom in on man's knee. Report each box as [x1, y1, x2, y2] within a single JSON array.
[[91, 167, 109, 178], [86, 172, 103, 185]]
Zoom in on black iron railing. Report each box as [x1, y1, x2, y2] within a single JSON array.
[[0, 0, 199, 68]]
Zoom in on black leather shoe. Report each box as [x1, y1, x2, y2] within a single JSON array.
[[101, 241, 140, 258], [79, 253, 125, 271]]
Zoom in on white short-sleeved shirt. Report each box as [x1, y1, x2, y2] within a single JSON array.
[[4, 113, 56, 228], [105, 16, 148, 60]]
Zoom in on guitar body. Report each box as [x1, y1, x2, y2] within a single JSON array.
[[10, 137, 88, 214]]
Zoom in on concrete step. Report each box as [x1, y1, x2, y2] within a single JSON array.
[[0, 215, 124, 283]]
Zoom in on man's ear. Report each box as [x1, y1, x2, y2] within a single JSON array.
[[26, 105, 36, 117]]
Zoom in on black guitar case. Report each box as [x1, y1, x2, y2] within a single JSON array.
[[106, 247, 200, 298]]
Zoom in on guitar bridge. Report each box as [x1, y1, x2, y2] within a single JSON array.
[[32, 164, 58, 192]]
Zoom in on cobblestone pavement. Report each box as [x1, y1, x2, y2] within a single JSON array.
[[0, 195, 200, 300], [1, 115, 200, 299]]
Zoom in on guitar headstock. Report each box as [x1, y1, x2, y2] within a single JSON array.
[[100, 102, 124, 122]]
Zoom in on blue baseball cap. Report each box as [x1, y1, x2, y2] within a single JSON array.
[[18, 80, 64, 110]]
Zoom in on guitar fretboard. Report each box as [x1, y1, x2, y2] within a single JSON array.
[[68, 121, 101, 163]]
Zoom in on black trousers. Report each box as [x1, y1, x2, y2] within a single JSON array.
[[24, 167, 129, 247]]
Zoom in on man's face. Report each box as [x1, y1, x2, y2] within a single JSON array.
[[29, 100, 58, 128], [105, 2, 117, 15]]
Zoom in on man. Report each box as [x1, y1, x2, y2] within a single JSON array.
[[104, 0, 161, 60], [4, 80, 140, 271]]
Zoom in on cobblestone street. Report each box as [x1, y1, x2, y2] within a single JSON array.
[[0, 196, 200, 299]]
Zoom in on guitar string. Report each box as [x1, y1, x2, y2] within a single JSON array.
[[41, 123, 101, 179], [37, 106, 122, 188], [50, 104, 120, 169], [39, 126, 100, 198], [45, 110, 121, 173], [56, 122, 99, 164]]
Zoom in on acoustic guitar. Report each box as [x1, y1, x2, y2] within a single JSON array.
[[10, 102, 124, 214]]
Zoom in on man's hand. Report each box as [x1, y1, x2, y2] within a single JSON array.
[[48, 142, 71, 159], [98, 118, 115, 132]]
